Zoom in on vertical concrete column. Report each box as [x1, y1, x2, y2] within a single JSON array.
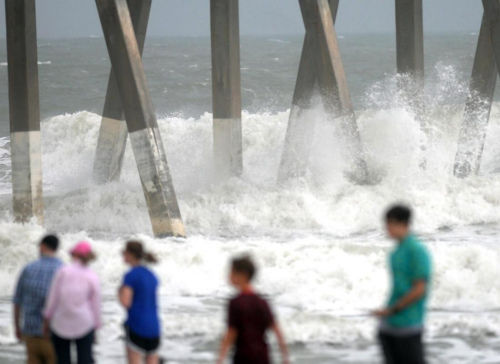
[[395, 0, 424, 124], [5, 0, 43, 223], [395, 0, 424, 80], [95, 0, 185, 237], [93, 0, 151, 184], [210, 0, 243, 177], [454, 2, 500, 177]]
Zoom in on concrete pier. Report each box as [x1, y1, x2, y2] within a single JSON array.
[[454, 3, 500, 177], [279, 0, 366, 181], [93, 0, 151, 184], [395, 0, 424, 80], [95, 0, 185, 237], [210, 0, 243, 177], [5, 0, 43, 223]]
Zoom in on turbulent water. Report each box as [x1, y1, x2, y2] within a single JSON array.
[[1, 34, 500, 363]]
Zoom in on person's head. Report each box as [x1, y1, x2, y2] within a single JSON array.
[[229, 255, 256, 288], [385, 204, 412, 241], [122, 240, 158, 266], [70, 241, 96, 265], [39, 235, 59, 256]]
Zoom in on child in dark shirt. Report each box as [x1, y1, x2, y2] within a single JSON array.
[[216, 255, 289, 364]]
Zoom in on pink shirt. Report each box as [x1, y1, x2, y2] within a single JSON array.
[[43, 261, 101, 339]]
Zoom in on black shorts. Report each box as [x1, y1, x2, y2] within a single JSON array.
[[125, 326, 160, 355]]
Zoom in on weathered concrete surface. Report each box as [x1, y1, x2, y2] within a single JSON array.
[[96, 0, 185, 237], [278, 31, 318, 181], [210, 0, 242, 177], [454, 5, 499, 178], [5, 0, 43, 223], [279, 0, 367, 182], [395, 0, 424, 80], [93, 0, 152, 184]]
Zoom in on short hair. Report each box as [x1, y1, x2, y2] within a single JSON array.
[[385, 205, 412, 225], [231, 255, 256, 281], [40, 235, 59, 251]]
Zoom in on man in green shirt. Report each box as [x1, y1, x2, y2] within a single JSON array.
[[373, 205, 432, 364]]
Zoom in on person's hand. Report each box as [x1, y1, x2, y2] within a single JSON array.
[[282, 356, 291, 364], [372, 308, 392, 318], [15, 325, 22, 342]]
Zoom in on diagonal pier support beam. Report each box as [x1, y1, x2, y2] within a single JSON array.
[[210, 0, 243, 177], [454, 0, 500, 178], [93, 0, 151, 184], [5, 0, 43, 224], [95, 0, 185, 237], [279, 0, 367, 182]]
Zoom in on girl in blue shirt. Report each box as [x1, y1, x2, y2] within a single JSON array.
[[119, 241, 161, 364]]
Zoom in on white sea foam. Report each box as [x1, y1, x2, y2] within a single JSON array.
[[0, 67, 500, 361], [0, 61, 51, 66]]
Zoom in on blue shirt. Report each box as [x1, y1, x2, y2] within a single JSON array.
[[386, 234, 432, 329], [123, 266, 160, 338], [13, 256, 63, 336]]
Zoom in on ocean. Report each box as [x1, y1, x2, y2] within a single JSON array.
[[1, 33, 500, 363]]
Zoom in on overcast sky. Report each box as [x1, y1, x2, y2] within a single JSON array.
[[0, 0, 484, 38]]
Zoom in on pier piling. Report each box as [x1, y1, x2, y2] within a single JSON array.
[[5, 0, 43, 223], [95, 0, 185, 237], [93, 0, 152, 184], [454, 0, 500, 178], [395, 0, 424, 81], [210, 0, 243, 177], [279, 0, 366, 182]]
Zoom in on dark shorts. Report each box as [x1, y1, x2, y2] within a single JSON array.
[[378, 331, 426, 364], [125, 326, 160, 355]]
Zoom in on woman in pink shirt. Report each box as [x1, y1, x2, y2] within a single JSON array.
[[43, 241, 101, 364]]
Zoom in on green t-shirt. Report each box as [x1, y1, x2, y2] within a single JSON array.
[[387, 234, 432, 328]]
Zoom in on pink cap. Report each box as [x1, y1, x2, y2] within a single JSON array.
[[70, 241, 92, 257]]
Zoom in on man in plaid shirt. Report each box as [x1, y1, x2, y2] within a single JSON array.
[[13, 235, 62, 364]]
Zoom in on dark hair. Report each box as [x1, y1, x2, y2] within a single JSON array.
[[125, 241, 158, 263], [40, 235, 59, 251], [231, 255, 256, 281], [385, 204, 412, 225]]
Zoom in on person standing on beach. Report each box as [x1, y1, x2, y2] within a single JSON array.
[[13, 235, 62, 364], [43, 241, 101, 364], [216, 255, 289, 364], [373, 205, 432, 364], [119, 241, 161, 364]]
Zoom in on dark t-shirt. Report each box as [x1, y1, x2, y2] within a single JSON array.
[[228, 292, 275, 364]]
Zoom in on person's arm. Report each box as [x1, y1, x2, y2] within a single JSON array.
[[43, 270, 62, 321], [373, 280, 427, 317], [216, 327, 237, 364], [13, 269, 25, 341], [119, 286, 133, 309], [91, 275, 102, 329], [272, 322, 290, 364], [13, 304, 22, 341]]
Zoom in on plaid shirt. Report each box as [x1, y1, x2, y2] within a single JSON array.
[[13, 256, 62, 336]]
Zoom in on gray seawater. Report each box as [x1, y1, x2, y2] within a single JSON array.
[[0, 33, 495, 136], [1, 34, 500, 363]]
